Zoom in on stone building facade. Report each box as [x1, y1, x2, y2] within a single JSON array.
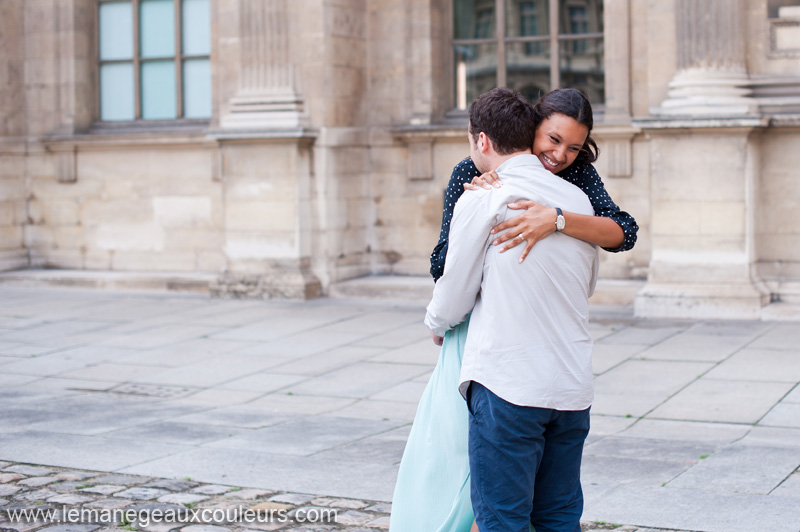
[[1, 0, 799, 319]]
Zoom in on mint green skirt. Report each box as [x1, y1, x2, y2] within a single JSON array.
[[389, 318, 474, 532]]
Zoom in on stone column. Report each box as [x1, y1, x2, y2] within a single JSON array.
[[220, 0, 305, 129], [656, 0, 757, 116], [600, 0, 638, 178], [635, 0, 769, 319]]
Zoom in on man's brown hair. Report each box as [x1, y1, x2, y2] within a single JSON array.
[[468, 88, 536, 156]]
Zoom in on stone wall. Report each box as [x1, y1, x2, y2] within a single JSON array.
[[26, 142, 223, 272], [756, 128, 800, 295], [0, 1, 28, 272]]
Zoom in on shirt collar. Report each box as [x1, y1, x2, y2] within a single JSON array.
[[494, 153, 544, 174]]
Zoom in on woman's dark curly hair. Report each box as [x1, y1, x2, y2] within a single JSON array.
[[533, 88, 599, 164]]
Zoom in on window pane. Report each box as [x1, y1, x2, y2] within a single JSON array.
[[454, 0, 495, 40], [182, 0, 210, 55], [100, 63, 135, 121], [99, 1, 133, 60], [140, 0, 175, 58], [507, 0, 548, 38], [183, 59, 211, 118], [141, 60, 177, 119], [560, 37, 604, 105], [506, 41, 550, 103], [454, 43, 497, 110], [559, 0, 603, 34]]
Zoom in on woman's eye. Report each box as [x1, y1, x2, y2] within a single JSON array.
[[549, 136, 559, 143]]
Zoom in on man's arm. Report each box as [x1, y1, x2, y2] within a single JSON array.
[[425, 189, 497, 338]]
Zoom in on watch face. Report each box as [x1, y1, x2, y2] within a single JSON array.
[[556, 216, 565, 231]]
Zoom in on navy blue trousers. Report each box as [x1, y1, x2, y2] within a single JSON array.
[[467, 382, 590, 532]]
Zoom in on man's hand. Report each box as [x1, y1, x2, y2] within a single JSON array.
[[431, 332, 444, 346]]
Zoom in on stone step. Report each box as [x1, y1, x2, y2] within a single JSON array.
[[0, 268, 214, 294], [329, 274, 646, 308]]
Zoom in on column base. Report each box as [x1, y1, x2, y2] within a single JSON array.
[[634, 282, 770, 320], [220, 92, 306, 130], [210, 260, 322, 300], [654, 70, 758, 116]]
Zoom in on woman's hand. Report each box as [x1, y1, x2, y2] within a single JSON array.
[[464, 170, 503, 191], [490, 201, 557, 262]]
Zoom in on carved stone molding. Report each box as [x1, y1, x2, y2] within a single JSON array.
[[656, 0, 757, 116], [595, 125, 639, 178], [407, 140, 434, 181], [44, 143, 78, 184], [221, 0, 305, 129]]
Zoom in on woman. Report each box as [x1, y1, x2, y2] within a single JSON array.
[[390, 89, 638, 532]]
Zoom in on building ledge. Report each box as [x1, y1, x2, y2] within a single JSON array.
[[0, 269, 214, 294]]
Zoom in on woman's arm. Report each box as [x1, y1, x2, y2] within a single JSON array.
[[429, 157, 481, 281], [493, 202, 623, 255], [483, 162, 638, 261]]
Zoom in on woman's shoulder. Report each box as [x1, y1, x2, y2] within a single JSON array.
[[446, 157, 480, 188], [557, 161, 599, 184], [452, 157, 479, 176]]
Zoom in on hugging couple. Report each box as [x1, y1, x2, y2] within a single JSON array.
[[390, 87, 638, 532]]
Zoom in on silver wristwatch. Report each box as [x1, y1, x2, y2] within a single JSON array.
[[555, 207, 565, 232]]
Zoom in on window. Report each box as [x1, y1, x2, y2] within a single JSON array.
[[98, 0, 211, 122], [452, 0, 604, 109], [519, 2, 541, 55]]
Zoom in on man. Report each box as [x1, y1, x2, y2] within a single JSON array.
[[424, 87, 598, 532]]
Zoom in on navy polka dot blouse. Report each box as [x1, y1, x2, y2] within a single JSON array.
[[430, 157, 639, 281]]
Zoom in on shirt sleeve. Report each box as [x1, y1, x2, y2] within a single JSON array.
[[557, 162, 639, 253], [429, 157, 482, 282], [425, 189, 495, 338]]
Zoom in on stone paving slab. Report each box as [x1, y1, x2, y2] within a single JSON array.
[[667, 444, 800, 494], [583, 484, 800, 532], [0, 431, 190, 472], [648, 379, 796, 424]]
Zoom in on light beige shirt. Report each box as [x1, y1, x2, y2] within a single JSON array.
[[424, 154, 598, 410]]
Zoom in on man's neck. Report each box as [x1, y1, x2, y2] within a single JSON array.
[[483, 149, 532, 173]]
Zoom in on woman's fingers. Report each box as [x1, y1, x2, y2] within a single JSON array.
[[518, 239, 535, 263], [469, 170, 502, 191], [490, 213, 525, 236], [498, 235, 525, 253], [481, 170, 502, 188], [507, 200, 538, 210]]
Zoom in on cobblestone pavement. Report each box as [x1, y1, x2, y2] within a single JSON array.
[[0, 461, 692, 532]]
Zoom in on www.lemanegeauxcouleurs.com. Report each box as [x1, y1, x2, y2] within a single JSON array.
[[3, 506, 339, 527]]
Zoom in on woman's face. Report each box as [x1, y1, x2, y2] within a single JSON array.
[[532, 112, 589, 174]]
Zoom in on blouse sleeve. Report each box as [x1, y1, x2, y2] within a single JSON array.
[[557, 162, 639, 253], [429, 157, 481, 282]]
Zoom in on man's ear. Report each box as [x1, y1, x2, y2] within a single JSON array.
[[478, 132, 492, 154]]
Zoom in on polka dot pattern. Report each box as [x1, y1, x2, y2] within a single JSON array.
[[430, 157, 639, 281]]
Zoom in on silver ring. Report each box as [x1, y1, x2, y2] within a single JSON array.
[[519, 234, 526, 242]]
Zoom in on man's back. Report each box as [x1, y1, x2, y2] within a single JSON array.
[[425, 154, 598, 410]]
